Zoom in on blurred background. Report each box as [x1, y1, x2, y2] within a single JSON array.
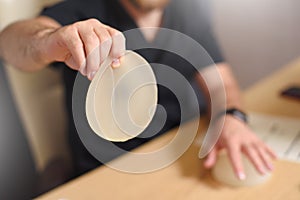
[[0, 0, 299, 198], [213, 0, 300, 88]]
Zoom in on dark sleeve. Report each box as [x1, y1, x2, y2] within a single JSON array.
[[195, 21, 224, 64], [40, 1, 83, 70], [173, 0, 224, 65], [40, 0, 108, 25], [192, 0, 224, 64], [40, 0, 82, 26], [196, 26, 224, 64], [40, 0, 107, 70]]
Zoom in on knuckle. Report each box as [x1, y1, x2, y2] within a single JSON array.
[[243, 143, 253, 149], [63, 24, 77, 35], [109, 27, 118, 35], [119, 32, 126, 42], [101, 36, 112, 47], [114, 31, 126, 42], [99, 30, 112, 42], [86, 34, 99, 45], [71, 40, 83, 49], [87, 18, 100, 25], [73, 21, 82, 28], [98, 29, 111, 41]]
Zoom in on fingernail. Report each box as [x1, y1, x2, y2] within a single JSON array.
[[238, 172, 246, 180], [111, 59, 120, 68], [267, 163, 274, 171], [89, 71, 96, 80]]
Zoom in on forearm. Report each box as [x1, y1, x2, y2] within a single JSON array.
[[217, 63, 243, 109], [196, 63, 244, 117], [0, 16, 61, 71]]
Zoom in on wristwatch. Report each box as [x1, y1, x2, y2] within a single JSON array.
[[224, 108, 248, 123]]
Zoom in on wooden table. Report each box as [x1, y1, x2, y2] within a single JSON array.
[[37, 58, 300, 200]]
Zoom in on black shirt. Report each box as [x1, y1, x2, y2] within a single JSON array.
[[41, 0, 223, 175]]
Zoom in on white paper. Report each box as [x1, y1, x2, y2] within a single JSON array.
[[249, 113, 300, 163]]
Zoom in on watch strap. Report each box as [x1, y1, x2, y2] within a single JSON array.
[[224, 108, 248, 123]]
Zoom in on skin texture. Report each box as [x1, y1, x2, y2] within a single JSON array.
[[0, 0, 276, 179]]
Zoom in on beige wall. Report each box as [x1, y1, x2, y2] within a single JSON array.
[[212, 0, 300, 88]]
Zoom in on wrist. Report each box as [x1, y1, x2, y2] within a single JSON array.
[[226, 108, 248, 123], [33, 28, 58, 65], [216, 108, 248, 124]]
